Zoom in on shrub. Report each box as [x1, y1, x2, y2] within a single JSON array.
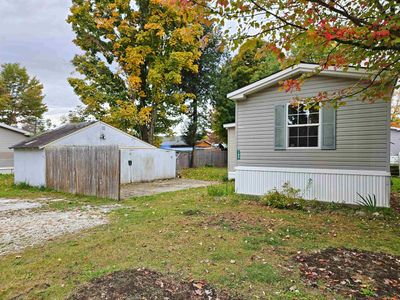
[[356, 193, 378, 211], [261, 182, 306, 210], [207, 183, 234, 197]]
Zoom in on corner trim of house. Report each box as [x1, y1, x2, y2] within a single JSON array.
[[235, 166, 390, 177]]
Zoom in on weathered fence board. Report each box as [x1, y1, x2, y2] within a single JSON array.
[[176, 149, 227, 171], [176, 152, 191, 171], [46, 146, 120, 200]]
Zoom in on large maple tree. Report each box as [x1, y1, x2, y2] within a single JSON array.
[[68, 0, 205, 144]]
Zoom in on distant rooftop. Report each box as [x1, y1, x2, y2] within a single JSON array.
[[0, 122, 31, 136], [161, 136, 189, 148]]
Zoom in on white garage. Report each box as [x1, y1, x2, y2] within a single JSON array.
[[11, 121, 176, 195]]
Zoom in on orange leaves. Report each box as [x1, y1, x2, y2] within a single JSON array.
[[371, 30, 390, 39], [217, 0, 229, 7], [282, 79, 302, 93]]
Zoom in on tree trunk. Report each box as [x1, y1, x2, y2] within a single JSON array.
[[148, 104, 157, 145], [139, 124, 149, 143]]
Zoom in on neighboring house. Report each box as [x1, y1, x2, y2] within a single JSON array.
[[161, 136, 218, 151], [195, 140, 213, 149], [225, 63, 393, 207], [390, 127, 400, 164], [223, 123, 236, 179], [160, 136, 192, 152], [11, 121, 176, 186], [0, 123, 30, 174]]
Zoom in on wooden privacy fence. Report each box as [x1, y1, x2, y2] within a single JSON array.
[[46, 146, 120, 200], [176, 149, 227, 171]]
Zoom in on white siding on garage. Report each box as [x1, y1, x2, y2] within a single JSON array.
[[14, 149, 46, 186], [120, 148, 176, 184], [53, 122, 154, 149]]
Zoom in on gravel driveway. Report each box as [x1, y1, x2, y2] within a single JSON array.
[[0, 199, 120, 256], [120, 178, 217, 199]]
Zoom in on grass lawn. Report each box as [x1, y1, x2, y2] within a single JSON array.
[[392, 176, 400, 193], [0, 169, 399, 299], [179, 166, 228, 182]]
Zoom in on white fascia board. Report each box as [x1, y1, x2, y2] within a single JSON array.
[[227, 63, 370, 101], [235, 166, 390, 177], [223, 123, 236, 128]]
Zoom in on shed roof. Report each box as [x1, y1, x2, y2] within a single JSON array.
[[11, 121, 96, 149], [227, 63, 370, 101], [0, 122, 31, 136]]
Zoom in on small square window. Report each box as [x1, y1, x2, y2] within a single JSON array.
[[309, 113, 319, 124], [308, 126, 318, 136], [289, 137, 298, 147], [289, 127, 299, 136], [299, 126, 307, 136], [299, 137, 307, 147], [288, 115, 298, 125], [288, 105, 298, 114], [308, 137, 318, 147], [298, 114, 308, 124]]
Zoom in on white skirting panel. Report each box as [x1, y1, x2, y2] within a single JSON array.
[[235, 166, 391, 207], [0, 167, 13, 174], [228, 171, 236, 180]]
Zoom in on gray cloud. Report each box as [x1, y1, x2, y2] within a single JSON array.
[[0, 0, 81, 125]]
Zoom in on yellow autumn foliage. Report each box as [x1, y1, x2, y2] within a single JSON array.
[[68, 0, 206, 144]]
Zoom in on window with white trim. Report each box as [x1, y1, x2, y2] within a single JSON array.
[[287, 104, 320, 148]]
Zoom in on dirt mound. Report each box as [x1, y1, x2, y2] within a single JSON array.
[[296, 248, 400, 299], [390, 192, 400, 214], [68, 268, 234, 300]]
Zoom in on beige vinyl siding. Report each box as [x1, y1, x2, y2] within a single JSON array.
[[0, 127, 28, 167], [236, 75, 390, 172], [227, 127, 237, 173]]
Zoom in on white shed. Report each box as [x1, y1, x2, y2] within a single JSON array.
[[11, 121, 176, 187]]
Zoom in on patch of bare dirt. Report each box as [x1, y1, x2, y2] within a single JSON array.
[[68, 268, 235, 300], [199, 211, 276, 232], [296, 248, 400, 299], [390, 192, 400, 214]]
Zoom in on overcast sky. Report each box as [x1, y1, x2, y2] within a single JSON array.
[[0, 0, 80, 125]]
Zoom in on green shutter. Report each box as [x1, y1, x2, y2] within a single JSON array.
[[321, 105, 336, 150], [274, 104, 286, 150]]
